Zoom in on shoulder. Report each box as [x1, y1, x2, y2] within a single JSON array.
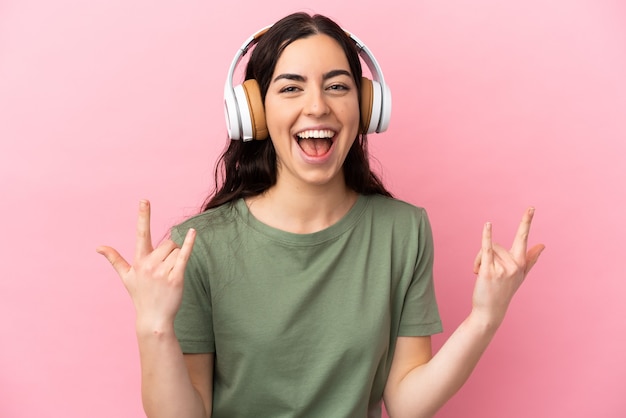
[[364, 194, 429, 223], [360, 194, 433, 249], [170, 200, 241, 244]]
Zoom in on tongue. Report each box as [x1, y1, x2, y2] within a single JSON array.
[[299, 138, 332, 157]]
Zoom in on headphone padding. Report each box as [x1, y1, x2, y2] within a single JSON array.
[[360, 77, 373, 134], [242, 80, 268, 140], [367, 80, 383, 134]]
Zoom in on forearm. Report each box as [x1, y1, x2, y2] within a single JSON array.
[[136, 322, 208, 418], [387, 311, 501, 418]]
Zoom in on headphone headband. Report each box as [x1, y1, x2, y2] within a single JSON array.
[[224, 25, 392, 141]]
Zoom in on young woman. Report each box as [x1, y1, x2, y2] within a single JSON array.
[[97, 12, 544, 418]]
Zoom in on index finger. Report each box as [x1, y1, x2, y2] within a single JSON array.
[[510, 207, 535, 261], [135, 199, 153, 260]]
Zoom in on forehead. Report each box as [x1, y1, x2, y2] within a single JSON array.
[[272, 34, 352, 76]]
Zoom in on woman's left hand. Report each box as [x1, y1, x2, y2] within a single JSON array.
[[471, 207, 545, 327]]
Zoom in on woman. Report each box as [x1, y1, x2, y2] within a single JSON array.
[[97, 12, 544, 418]]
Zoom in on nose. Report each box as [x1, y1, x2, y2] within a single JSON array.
[[303, 88, 330, 117]]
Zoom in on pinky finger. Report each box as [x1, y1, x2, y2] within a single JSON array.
[[473, 250, 482, 274], [170, 228, 196, 278]]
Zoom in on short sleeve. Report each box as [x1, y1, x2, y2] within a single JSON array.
[[397, 208, 443, 337], [171, 225, 216, 353]]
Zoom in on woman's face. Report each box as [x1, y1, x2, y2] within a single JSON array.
[[264, 34, 360, 190]]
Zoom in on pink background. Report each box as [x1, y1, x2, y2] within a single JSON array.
[[1, 0, 625, 417]]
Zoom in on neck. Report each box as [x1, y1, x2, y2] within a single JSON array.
[[246, 177, 358, 234]]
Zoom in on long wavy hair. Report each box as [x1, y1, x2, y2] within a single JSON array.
[[202, 12, 392, 212]]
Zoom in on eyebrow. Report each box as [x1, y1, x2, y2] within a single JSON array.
[[272, 69, 352, 83]]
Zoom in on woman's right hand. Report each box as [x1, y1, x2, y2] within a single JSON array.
[[97, 200, 196, 332]]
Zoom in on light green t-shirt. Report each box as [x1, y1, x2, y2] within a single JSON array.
[[171, 194, 442, 418]]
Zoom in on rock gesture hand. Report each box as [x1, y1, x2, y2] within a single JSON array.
[[471, 207, 545, 326], [97, 200, 196, 329]]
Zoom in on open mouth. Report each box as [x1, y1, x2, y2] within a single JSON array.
[[295, 129, 336, 157]]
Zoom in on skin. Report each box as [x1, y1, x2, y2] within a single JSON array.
[[97, 33, 545, 418]]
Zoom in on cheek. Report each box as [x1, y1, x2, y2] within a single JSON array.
[[341, 102, 361, 134], [345, 93, 361, 124], [264, 99, 296, 134]]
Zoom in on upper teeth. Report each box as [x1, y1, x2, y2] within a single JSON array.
[[296, 129, 335, 139]]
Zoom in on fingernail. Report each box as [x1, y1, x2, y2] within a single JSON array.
[[140, 200, 147, 208], [529, 207, 535, 216]]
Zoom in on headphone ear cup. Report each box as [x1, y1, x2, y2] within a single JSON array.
[[232, 80, 267, 141], [241, 79, 268, 140]]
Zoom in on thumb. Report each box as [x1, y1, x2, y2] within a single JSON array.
[[96, 246, 131, 277]]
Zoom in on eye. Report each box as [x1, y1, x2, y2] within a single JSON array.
[[279, 86, 301, 93], [327, 84, 349, 91]]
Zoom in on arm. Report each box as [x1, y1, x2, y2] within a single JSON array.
[[97, 200, 212, 417], [384, 208, 545, 418], [135, 326, 213, 417], [384, 315, 499, 418], [184, 354, 214, 416]]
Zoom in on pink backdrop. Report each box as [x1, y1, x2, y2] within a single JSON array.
[[1, 0, 625, 417]]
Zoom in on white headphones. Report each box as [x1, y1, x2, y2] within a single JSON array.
[[224, 25, 392, 141]]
